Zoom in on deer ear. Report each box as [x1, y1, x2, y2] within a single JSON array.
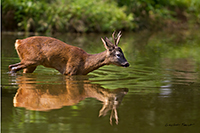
[[101, 37, 114, 51], [101, 38, 107, 49]]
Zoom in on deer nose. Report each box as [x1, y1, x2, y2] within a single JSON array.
[[125, 62, 130, 67], [123, 62, 129, 67]]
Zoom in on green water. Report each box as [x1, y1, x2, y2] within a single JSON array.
[[1, 30, 200, 133]]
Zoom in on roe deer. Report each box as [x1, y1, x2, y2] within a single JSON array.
[[9, 31, 129, 75], [13, 75, 128, 125]]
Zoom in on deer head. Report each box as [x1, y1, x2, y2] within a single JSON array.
[[98, 88, 129, 125], [101, 31, 129, 68]]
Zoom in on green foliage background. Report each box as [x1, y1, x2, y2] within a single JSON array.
[[2, 0, 200, 33]]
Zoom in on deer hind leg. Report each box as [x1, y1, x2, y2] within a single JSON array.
[[9, 62, 22, 71], [23, 66, 37, 73], [9, 61, 37, 73], [9, 62, 25, 73]]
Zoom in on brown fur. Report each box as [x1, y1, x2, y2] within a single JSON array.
[[9, 32, 129, 75]]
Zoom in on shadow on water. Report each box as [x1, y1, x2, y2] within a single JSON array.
[[13, 75, 128, 125]]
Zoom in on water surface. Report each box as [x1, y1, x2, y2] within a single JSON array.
[[1, 30, 200, 132]]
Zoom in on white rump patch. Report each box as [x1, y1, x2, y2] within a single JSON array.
[[15, 40, 20, 49]]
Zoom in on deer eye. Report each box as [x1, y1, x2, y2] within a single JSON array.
[[116, 54, 120, 58]]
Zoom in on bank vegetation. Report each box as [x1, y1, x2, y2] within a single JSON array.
[[2, 0, 200, 33]]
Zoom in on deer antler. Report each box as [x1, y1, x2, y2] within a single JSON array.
[[110, 108, 119, 125], [112, 31, 122, 46]]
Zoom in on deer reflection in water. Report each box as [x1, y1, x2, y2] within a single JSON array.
[[13, 75, 128, 125]]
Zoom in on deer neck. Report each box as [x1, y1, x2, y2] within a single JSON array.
[[84, 51, 109, 74]]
